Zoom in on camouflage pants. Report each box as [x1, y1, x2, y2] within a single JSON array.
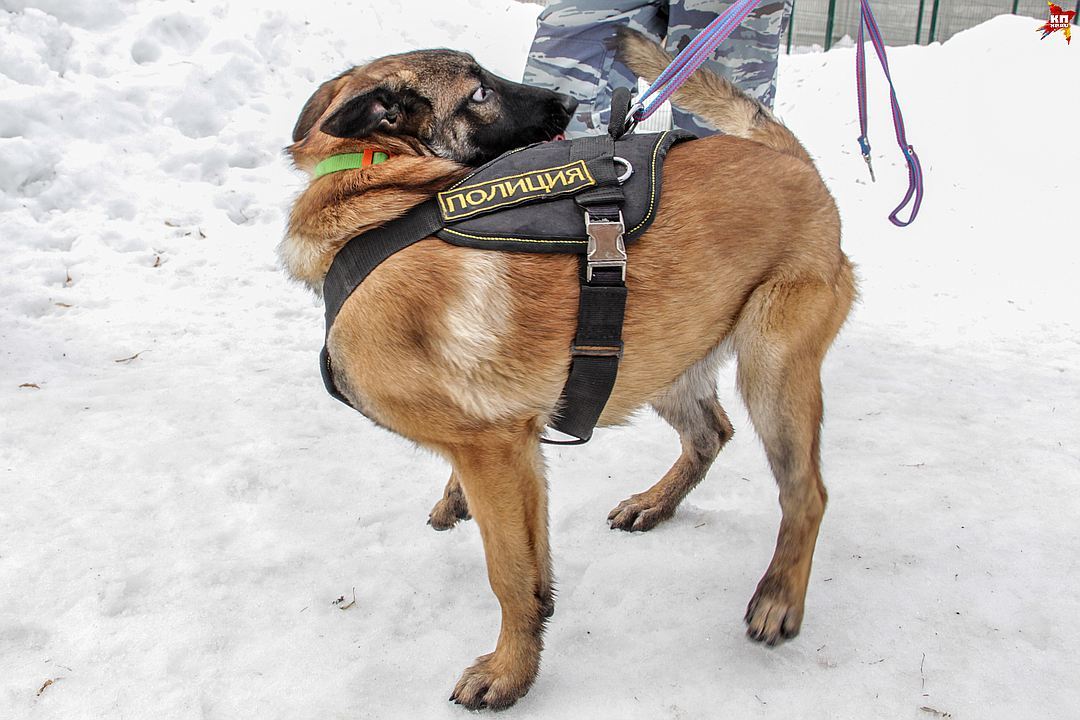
[[524, 0, 790, 137]]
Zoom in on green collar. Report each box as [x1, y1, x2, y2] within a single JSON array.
[[313, 150, 390, 178]]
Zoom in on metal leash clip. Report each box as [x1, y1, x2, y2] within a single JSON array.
[[622, 101, 643, 136], [857, 135, 876, 182], [584, 211, 627, 283]]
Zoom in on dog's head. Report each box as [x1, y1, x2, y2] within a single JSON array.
[[288, 50, 578, 169]]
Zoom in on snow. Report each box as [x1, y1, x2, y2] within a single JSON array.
[[1, 2, 1077, 717]]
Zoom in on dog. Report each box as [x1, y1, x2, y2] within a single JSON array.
[[282, 30, 855, 710]]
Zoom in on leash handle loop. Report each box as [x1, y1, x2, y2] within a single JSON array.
[[856, 0, 924, 226]]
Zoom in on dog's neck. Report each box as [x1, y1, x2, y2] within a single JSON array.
[[282, 152, 470, 295]]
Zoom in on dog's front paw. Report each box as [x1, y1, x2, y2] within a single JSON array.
[[607, 491, 674, 532], [450, 651, 538, 711], [744, 572, 805, 645], [428, 484, 471, 531]]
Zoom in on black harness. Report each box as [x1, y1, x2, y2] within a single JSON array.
[[320, 118, 693, 443]]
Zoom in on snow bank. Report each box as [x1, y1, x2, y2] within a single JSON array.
[[1, 3, 1077, 718]]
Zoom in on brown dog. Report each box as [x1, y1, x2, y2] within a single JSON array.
[[282, 32, 855, 710]]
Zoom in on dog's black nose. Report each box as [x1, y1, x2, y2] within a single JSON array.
[[557, 93, 579, 115]]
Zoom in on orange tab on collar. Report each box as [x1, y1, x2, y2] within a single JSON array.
[[313, 150, 390, 178]]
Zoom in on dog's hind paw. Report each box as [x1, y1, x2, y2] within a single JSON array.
[[607, 491, 675, 532], [744, 573, 805, 645], [450, 651, 537, 711]]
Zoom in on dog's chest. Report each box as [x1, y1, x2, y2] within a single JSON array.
[[319, 130, 695, 441], [326, 248, 544, 426]]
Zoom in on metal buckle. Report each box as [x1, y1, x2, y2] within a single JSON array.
[[584, 211, 627, 283], [612, 156, 633, 184]]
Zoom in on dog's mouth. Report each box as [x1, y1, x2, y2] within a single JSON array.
[[548, 133, 566, 142]]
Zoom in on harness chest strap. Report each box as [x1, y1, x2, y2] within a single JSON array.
[[545, 133, 628, 444], [319, 200, 443, 408]]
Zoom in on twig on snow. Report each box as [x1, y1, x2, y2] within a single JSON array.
[[114, 351, 144, 364], [335, 587, 357, 610]]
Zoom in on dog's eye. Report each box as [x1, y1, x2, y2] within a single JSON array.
[[471, 85, 492, 103]]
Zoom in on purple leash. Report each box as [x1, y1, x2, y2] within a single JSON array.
[[628, 0, 924, 226], [628, 0, 760, 123], [856, 0, 924, 226]]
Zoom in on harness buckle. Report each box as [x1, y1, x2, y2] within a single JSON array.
[[584, 211, 627, 283]]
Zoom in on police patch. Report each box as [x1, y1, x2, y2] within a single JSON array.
[[437, 160, 595, 222]]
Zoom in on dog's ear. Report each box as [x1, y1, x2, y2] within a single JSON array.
[[292, 70, 353, 142], [320, 88, 404, 139]]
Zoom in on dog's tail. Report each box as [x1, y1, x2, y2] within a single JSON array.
[[615, 27, 813, 166]]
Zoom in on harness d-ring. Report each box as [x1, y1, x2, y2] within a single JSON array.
[[613, 156, 633, 184]]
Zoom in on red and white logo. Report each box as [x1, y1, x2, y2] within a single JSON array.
[[1037, 2, 1076, 44]]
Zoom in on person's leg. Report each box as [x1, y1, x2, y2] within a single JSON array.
[[523, 0, 667, 137], [666, 0, 790, 136]]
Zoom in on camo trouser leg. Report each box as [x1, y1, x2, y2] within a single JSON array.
[[524, 0, 667, 137], [523, 0, 790, 138]]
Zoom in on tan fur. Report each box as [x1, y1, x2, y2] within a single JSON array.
[[283, 46, 855, 710]]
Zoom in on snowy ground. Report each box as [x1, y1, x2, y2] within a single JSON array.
[[2, 2, 1078, 718]]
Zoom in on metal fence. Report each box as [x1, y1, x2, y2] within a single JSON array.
[[516, 0, 1077, 49], [786, 0, 1077, 50]]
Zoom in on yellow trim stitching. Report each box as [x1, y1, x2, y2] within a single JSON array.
[[629, 131, 667, 234], [441, 227, 588, 246]]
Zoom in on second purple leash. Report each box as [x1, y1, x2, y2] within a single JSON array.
[[627, 0, 924, 227], [856, 0, 924, 226]]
